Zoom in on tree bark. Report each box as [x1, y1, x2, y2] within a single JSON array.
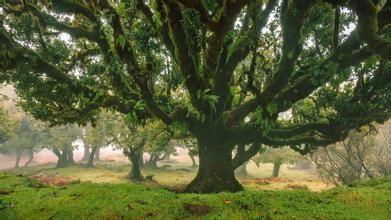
[[128, 151, 143, 181], [86, 147, 98, 167], [185, 137, 242, 193], [272, 161, 282, 177], [24, 150, 34, 167]]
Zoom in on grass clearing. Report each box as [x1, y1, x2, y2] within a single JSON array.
[[0, 172, 390, 219]]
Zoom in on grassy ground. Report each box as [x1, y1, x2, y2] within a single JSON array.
[[0, 171, 390, 219]]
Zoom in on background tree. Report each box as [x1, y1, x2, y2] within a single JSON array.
[[107, 114, 149, 181], [0, 105, 14, 145], [44, 125, 82, 168], [144, 121, 175, 169], [183, 137, 198, 168], [312, 125, 391, 185], [253, 147, 302, 177], [1, 0, 390, 192], [374, 122, 391, 176], [84, 120, 111, 167], [5, 117, 46, 168]]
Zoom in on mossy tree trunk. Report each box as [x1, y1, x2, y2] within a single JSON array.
[[185, 136, 242, 193], [128, 151, 143, 181]]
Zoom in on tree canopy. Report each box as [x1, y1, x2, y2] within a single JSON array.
[[0, 0, 390, 192]]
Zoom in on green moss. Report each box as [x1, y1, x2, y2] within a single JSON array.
[[0, 172, 390, 219]]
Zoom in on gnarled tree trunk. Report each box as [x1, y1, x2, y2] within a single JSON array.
[[53, 148, 70, 168], [185, 137, 242, 193]]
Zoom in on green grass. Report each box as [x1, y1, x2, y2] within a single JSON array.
[[0, 172, 390, 219]]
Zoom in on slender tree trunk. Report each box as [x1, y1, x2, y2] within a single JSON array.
[[189, 154, 197, 168], [68, 149, 75, 165], [95, 147, 100, 161], [86, 147, 98, 167], [24, 151, 34, 167], [185, 137, 242, 193], [14, 151, 21, 169], [81, 142, 90, 162], [129, 151, 143, 181], [272, 161, 282, 177]]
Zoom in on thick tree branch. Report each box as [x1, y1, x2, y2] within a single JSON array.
[[162, 0, 203, 106], [349, 0, 391, 59], [232, 143, 261, 169]]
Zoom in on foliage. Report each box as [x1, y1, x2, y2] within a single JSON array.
[[143, 120, 176, 164], [0, 172, 390, 219], [0, 106, 15, 144], [43, 124, 81, 152], [253, 147, 302, 166]]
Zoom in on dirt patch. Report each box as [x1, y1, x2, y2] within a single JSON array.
[[29, 174, 79, 186], [242, 177, 291, 185], [286, 184, 309, 190], [183, 203, 211, 216]]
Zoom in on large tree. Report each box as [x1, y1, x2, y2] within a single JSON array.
[[0, 1, 390, 192]]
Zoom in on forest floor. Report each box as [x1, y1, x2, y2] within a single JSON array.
[[9, 160, 333, 192], [0, 161, 390, 219]]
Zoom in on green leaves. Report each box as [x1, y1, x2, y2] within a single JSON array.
[[266, 103, 277, 116], [196, 89, 220, 113], [117, 35, 126, 50]]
